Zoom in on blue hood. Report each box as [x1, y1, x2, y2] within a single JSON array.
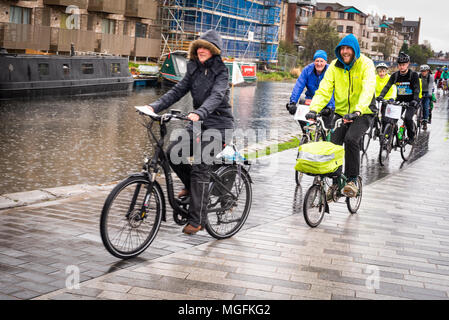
[[335, 34, 361, 71]]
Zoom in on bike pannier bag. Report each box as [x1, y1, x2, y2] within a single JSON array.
[[295, 141, 344, 175]]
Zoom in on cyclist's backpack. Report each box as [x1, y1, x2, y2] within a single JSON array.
[[295, 141, 344, 175]]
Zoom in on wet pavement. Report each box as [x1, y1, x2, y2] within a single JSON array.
[[0, 97, 448, 300]]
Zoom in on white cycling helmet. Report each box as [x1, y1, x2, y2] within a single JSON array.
[[420, 64, 430, 71], [376, 63, 388, 69]]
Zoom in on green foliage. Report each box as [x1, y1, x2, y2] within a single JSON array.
[[400, 42, 409, 54], [302, 18, 340, 63], [279, 40, 298, 56], [128, 62, 157, 68], [408, 44, 433, 65], [245, 137, 300, 160], [256, 71, 296, 82]]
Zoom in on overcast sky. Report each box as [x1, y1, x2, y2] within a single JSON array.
[[336, 0, 449, 53]]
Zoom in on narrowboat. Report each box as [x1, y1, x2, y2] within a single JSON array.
[[132, 65, 159, 87], [159, 51, 188, 85], [0, 51, 133, 100]]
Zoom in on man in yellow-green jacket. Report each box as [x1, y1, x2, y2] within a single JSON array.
[[305, 33, 376, 198], [375, 63, 397, 129]]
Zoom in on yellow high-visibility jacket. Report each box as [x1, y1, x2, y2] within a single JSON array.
[[310, 54, 376, 117], [376, 74, 397, 100]]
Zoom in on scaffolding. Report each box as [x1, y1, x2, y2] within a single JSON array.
[[160, 0, 282, 63]]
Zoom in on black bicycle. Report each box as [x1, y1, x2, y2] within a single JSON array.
[[360, 102, 383, 154], [378, 100, 416, 166], [100, 107, 253, 259]]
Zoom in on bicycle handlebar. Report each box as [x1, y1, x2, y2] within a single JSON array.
[[307, 116, 343, 131], [135, 106, 190, 122], [378, 99, 411, 107]]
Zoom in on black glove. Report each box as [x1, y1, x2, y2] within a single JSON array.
[[409, 100, 418, 108], [286, 102, 297, 115], [305, 111, 317, 121], [343, 112, 360, 121], [376, 96, 383, 102], [320, 107, 331, 117]]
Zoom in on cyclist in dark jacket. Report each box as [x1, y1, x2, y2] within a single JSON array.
[[146, 30, 234, 235]]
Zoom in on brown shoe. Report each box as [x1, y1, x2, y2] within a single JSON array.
[[342, 181, 358, 198], [182, 224, 203, 235], [178, 188, 189, 198]]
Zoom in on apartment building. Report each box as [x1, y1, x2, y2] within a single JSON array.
[[0, 0, 161, 59], [282, 0, 316, 46]]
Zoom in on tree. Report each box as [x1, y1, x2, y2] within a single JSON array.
[[301, 18, 340, 63], [408, 44, 433, 65], [399, 42, 409, 54], [378, 35, 394, 61]]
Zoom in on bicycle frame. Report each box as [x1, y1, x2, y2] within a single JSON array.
[[140, 114, 251, 222]]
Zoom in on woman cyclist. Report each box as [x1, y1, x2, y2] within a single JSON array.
[[419, 64, 434, 130]]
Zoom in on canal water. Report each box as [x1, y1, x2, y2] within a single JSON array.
[[0, 82, 297, 194], [1, 83, 446, 195]]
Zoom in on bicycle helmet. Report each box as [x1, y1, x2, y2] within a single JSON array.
[[376, 63, 388, 69], [397, 52, 410, 63], [420, 64, 430, 72]]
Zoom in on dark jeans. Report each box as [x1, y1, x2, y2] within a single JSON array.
[[403, 105, 417, 140], [331, 114, 372, 179], [421, 92, 431, 122], [166, 128, 228, 228]]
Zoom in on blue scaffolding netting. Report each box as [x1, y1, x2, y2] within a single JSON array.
[[161, 0, 281, 62]]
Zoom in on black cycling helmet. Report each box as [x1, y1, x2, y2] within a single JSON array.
[[397, 52, 410, 63]]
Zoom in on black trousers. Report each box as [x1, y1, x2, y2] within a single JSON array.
[[331, 114, 372, 179], [166, 129, 228, 228], [403, 105, 417, 140]]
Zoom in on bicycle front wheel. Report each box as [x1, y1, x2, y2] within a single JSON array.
[[100, 175, 163, 259], [400, 121, 417, 161], [360, 132, 371, 154], [206, 166, 252, 240], [303, 184, 326, 228], [346, 176, 363, 214], [379, 123, 393, 166]]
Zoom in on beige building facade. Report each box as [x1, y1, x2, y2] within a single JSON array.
[[0, 0, 161, 59]]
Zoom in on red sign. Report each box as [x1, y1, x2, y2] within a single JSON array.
[[241, 65, 256, 77]]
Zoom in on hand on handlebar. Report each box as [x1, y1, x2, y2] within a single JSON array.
[[343, 112, 360, 123], [147, 105, 155, 113], [286, 102, 297, 115], [305, 110, 317, 121], [188, 113, 200, 122]]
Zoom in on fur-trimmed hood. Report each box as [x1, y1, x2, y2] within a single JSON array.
[[188, 29, 222, 60]]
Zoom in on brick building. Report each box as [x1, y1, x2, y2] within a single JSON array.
[[0, 0, 161, 59]]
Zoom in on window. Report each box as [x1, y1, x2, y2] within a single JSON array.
[[102, 19, 116, 34], [81, 64, 94, 74], [337, 25, 344, 33], [38, 63, 49, 76], [135, 22, 147, 38], [346, 26, 353, 33], [326, 12, 331, 18], [374, 28, 379, 33], [111, 63, 120, 74], [339, 12, 345, 19], [347, 13, 355, 21], [9, 6, 31, 24], [62, 64, 70, 75], [373, 37, 378, 42]]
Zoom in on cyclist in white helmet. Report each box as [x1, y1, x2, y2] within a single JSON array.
[[419, 64, 434, 130], [375, 63, 397, 130]]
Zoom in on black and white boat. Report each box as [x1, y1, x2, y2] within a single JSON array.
[[0, 50, 133, 100]]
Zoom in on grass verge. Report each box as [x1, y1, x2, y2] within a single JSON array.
[[244, 136, 300, 160]]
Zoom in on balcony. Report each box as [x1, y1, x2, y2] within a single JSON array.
[[50, 28, 96, 52], [125, 0, 158, 20], [133, 37, 161, 58], [97, 33, 134, 56], [43, 0, 88, 9], [88, 0, 126, 15], [295, 16, 311, 25], [0, 23, 51, 51]]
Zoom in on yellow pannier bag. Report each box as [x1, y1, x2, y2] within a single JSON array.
[[295, 141, 345, 175]]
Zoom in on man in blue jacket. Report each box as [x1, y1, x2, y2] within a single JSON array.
[[286, 50, 335, 128]]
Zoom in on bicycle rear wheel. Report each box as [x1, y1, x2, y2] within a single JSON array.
[[295, 135, 309, 185], [206, 166, 252, 240], [379, 123, 393, 166], [303, 184, 326, 228], [346, 176, 363, 214], [100, 175, 163, 259]]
